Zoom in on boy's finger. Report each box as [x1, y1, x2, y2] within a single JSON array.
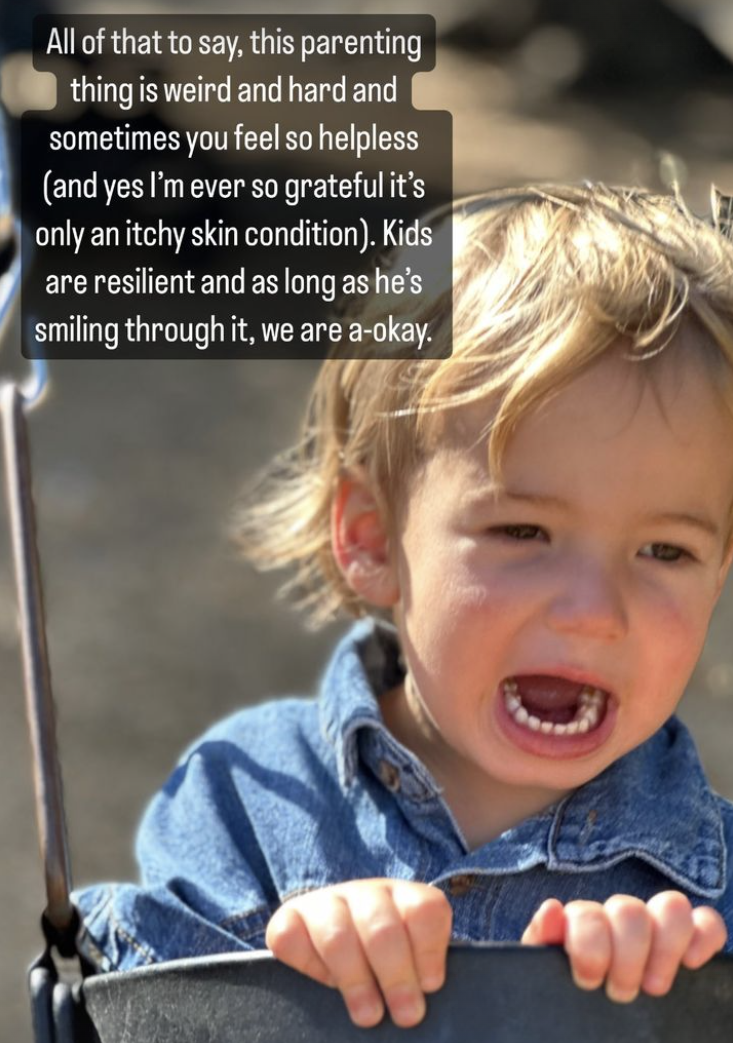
[[393, 882, 453, 992], [347, 884, 426, 1028], [265, 905, 335, 987], [641, 892, 695, 995], [521, 899, 566, 946], [564, 902, 612, 991], [603, 896, 652, 1003], [681, 907, 727, 970], [298, 893, 385, 1028]]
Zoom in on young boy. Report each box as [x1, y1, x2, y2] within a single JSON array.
[[76, 184, 733, 1029]]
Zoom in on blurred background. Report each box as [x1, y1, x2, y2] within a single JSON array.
[[2, 1, 733, 1039]]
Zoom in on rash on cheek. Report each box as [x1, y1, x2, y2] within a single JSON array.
[[651, 599, 710, 690]]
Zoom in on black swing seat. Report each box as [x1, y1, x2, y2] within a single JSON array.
[[29, 944, 733, 1043]]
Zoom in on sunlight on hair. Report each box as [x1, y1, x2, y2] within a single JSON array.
[[235, 183, 733, 624]]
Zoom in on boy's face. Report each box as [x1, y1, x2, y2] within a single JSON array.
[[385, 342, 733, 814]]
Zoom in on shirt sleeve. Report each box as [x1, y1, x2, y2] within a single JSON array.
[[74, 732, 279, 972]]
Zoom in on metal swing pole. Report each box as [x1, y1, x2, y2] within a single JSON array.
[[2, 373, 75, 942], [0, 122, 75, 947]]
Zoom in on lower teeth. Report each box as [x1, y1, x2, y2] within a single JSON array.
[[503, 682, 605, 736]]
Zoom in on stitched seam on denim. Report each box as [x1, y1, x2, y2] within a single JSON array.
[[549, 850, 724, 898], [552, 829, 724, 888], [412, 844, 432, 882], [547, 792, 573, 858], [221, 920, 269, 943], [714, 796, 729, 885], [109, 908, 158, 965], [78, 890, 121, 970], [79, 887, 113, 926], [220, 905, 271, 936]]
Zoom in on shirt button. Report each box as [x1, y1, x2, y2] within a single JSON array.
[[447, 874, 476, 897], [378, 759, 401, 792]]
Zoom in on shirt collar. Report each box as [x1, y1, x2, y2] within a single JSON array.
[[548, 720, 726, 898], [320, 617, 417, 789], [320, 620, 726, 898]]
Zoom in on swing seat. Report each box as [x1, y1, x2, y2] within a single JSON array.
[[29, 944, 733, 1043]]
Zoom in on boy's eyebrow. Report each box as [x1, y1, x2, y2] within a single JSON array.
[[645, 511, 721, 538], [498, 490, 569, 509], [497, 491, 721, 537]]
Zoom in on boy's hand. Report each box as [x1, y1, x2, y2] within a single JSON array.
[[521, 892, 727, 1003], [265, 879, 452, 1028]]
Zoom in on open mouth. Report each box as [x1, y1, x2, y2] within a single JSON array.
[[502, 674, 610, 737]]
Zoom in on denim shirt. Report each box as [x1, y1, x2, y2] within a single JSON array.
[[75, 619, 733, 971]]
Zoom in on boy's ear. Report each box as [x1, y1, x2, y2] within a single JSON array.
[[331, 472, 400, 607]]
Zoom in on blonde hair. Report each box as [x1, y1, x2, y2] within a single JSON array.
[[237, 183, 733, 624]]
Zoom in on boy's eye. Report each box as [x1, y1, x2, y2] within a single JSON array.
[[494, 524, 546, 541], [638, 542, 688, 563]]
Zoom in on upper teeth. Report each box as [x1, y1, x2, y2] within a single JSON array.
[[503, 680, 606, 736]]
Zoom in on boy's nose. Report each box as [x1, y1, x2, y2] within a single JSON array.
[[546, 556, 628, 641]]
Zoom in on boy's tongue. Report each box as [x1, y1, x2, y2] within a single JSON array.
[[512, 674, 585, 723]]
